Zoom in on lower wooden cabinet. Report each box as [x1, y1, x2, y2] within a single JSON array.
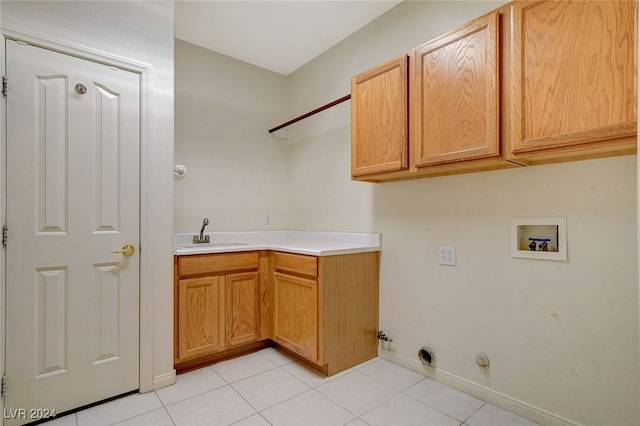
[[177, 275, 226, 360], [174, 252, 265, 369], [273, 271, 319, 362], [175, 249, 380, 376], [271, 251, 380, 376], [226, 271, 260, 347]]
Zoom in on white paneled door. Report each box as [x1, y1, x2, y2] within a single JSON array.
[[4, 40, 140, 424]]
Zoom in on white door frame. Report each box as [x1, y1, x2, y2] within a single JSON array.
[[0, 28, 155, 395]]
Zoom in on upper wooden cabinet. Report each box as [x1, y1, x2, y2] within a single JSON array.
[[509, 0, 637, 162], [351, 0, 636, 182], [351, 55, 409, 177], [411, 11, 500, 167], [352, 7, 516, 182]]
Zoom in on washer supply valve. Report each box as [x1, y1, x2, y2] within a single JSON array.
[[377, 331, 393, 342]]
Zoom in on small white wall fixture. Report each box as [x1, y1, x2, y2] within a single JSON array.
[[511, 217, 567, 261]]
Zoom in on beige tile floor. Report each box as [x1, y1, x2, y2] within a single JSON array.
[[46, 348, 539, 426]]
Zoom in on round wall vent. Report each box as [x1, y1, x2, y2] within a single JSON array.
[[418, 347, 435, 366]]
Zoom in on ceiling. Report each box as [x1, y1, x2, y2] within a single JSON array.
[[175, 1, 402, 76]]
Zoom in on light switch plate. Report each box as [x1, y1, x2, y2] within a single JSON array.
[[438, 246, 456, 266]]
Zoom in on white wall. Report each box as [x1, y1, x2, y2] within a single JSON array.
[[174, 40, 290, 232], [371, 158, 637, 425], [285, 0, 508, 233], [1, 1, 175, 392], [285, 2, 639, 425]]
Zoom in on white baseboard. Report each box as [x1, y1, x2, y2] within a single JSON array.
[[151, 370, 176, 391], [379, 348, 581, 426]]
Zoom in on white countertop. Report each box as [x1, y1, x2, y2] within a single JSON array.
[[174, 231, 381, 256]]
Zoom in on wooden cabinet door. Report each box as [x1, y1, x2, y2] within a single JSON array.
[[177, 276, 225, 360], [226, 271, 260, 347], [510, 0, 636, 155], [351, 55, 409, 177], [411, 11, 500, 167], [272, 272, 318, 362]]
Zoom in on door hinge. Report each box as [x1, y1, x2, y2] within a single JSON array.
[[2, 226, 7, 247], [2, 76, 7, 97], [2, 375, 7, 396]]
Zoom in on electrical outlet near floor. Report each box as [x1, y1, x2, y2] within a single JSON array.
[[438, 246, 456, 266]]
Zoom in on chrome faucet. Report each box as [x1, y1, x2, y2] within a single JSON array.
[[193, 218, 210, 243]]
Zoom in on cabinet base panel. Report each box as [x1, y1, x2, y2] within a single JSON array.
[[175, 339, 378, 377], [271, 341, 329, 376], [175, 340, 270, 374]]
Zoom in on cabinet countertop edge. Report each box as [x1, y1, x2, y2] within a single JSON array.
[[174, 231, 382, 256]]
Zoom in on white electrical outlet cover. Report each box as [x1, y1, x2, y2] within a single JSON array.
[[438, 246, 456, 266]]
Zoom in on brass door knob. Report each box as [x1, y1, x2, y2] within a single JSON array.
[[111, 244, 135, 257]]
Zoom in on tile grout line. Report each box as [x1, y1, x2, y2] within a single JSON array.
[[156, 369, 228, 408], [152, 389, 178, 426], [229, 363, 312, 414], [210, 353, 279, 385], [462, 401, 487, 424], [317, 368, 401, 420], [399, 386, 479, 425], [56, 351, 537, 426], [227, 411, 274, 426]]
